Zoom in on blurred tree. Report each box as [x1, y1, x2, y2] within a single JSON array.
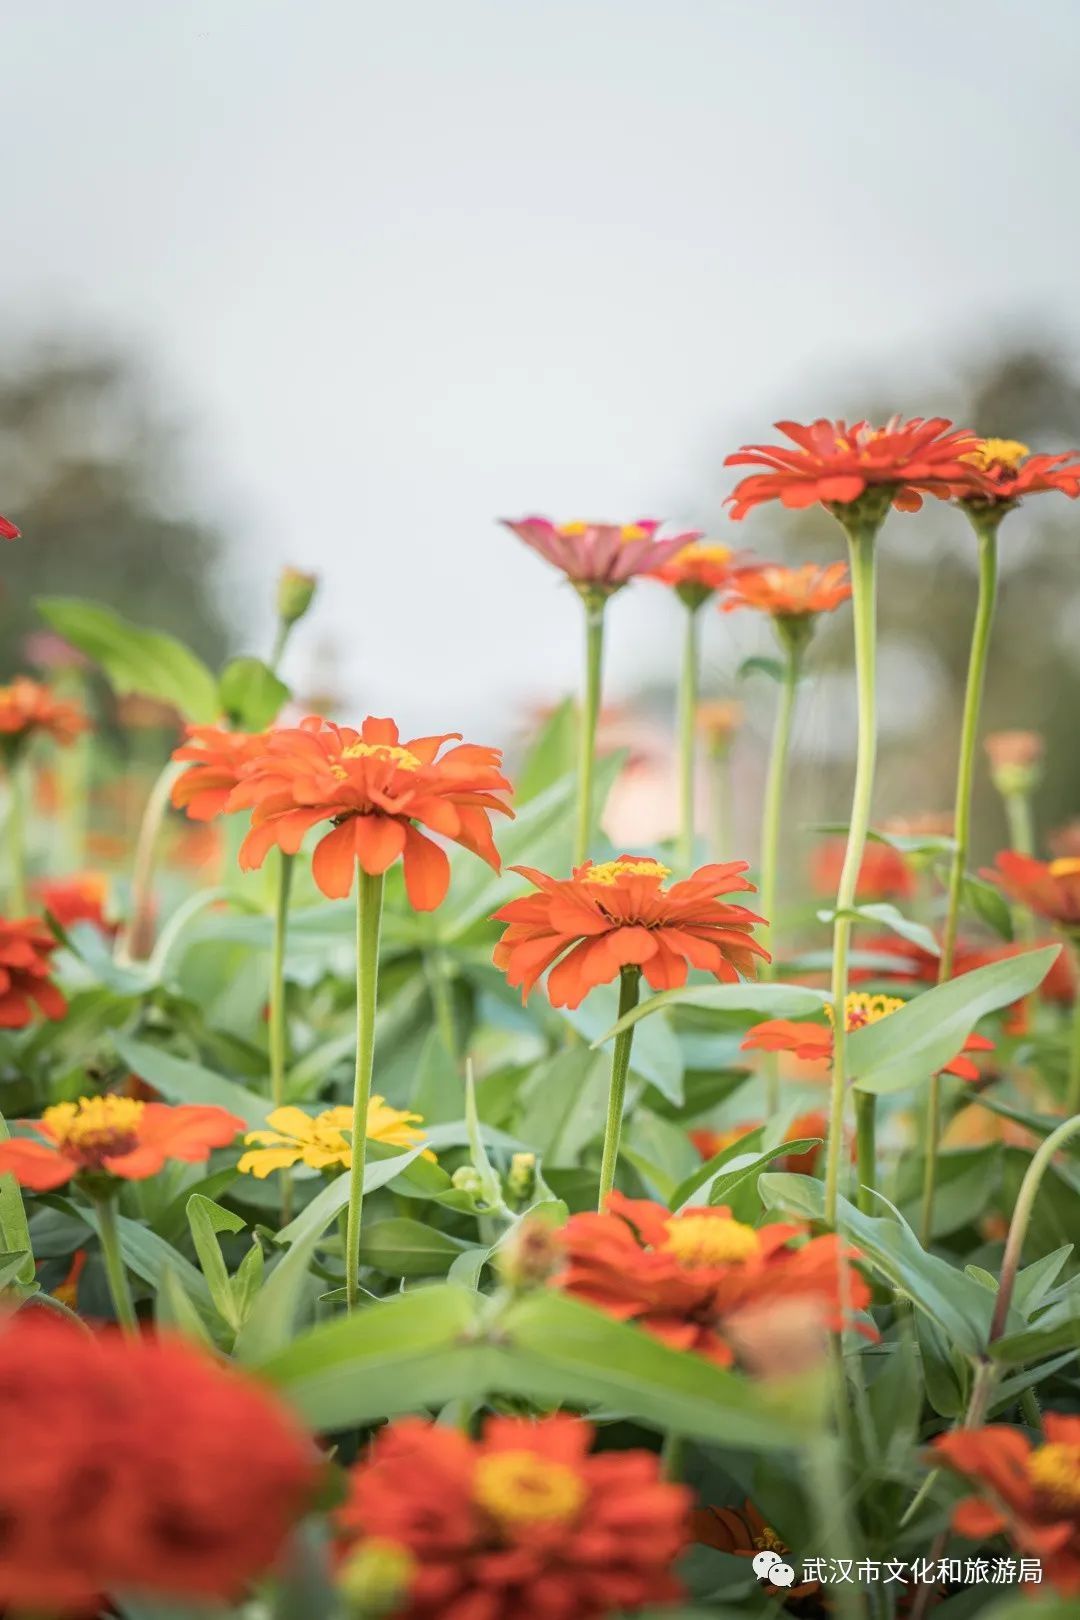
[[0, 340, 233, 672]]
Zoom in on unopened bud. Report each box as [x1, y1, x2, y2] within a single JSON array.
[[506, 1151, 537, 1204], [451, 1166, 484, 1198], [496, 1215, 563, 1292], [276, 565, 318, 628], [985, 731, 1044, 798], [338, 1538, 414, 1616]]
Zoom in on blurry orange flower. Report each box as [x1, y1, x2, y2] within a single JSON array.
[[171, 725, 268, 821], [691, 1499, 821, 1599], [501, 515, 701, 592], [724, 417, 983, 520], [985, 852, 1080, 930], [557, 1191, 872, 1366], [744, 991, 994, 1082], [691, 1110, 832, 1177], [720, 561, 851, 619], [230, 715, 512, 910], [164, 819, 223, 874], [0, 1096, 243, 1190], [811, 837, 915, 901], [33, 873, 115, 936], [956, 437, 1080, 509], [696, 700, 743, 749], [0, 678, 87, 754], [0, 513, 20, 539], [985, 730, 1044, 773], [0, 917, 67, 1028], [934, 1415, 1080, 1594], [335, 1412, 690, 1620], [492, 855, 768, 1008], [649, 540, 740, 607], [115, 693, 181, 732]]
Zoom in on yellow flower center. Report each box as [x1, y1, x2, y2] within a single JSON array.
[[43, 1096, 145, 1166], [825, 992, 905, 1033], [338, 742, 420, 771], [472, 1450, 587, 1528], [663, 1213, 761, 1267], [1049, 858, 1080, 878], [755, 1526, 787, 1554], [962, 437, 1030, 473], [585, 857, 671, 886], [678, 542, 733, 565], [1027, 1442, 1080, 1511]]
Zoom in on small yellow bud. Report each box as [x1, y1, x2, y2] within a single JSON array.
[[338, 1538, 414, 1616], [506, 1150, 537, 1204]]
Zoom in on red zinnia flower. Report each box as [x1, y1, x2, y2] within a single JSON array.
[[0, 916, 67, 1028], [556, 1190, 872, 1366], [492, 855, 768, 1008], [33, 873, 115, 935], [0, 677, 88, 753], [334, 1412, 690, 1620], [648, 540, 741, 607], [744, 992, 993, 1083], [719, 561, 852, 620], [171, 724, 269, 821], [985, 852, 1080, 930], [502, 515, 701, 592], [691, 1499, 822, 1600], [934, 1415, 1080, 1594], [0, 1313, 317, 1610], [0, 514, 20, 539], [229, 716, 513, 909], [955, 437, 1080, 509], [725, 417, 982, 520], [0, 1095, 243, 1190], [810, 837, 915, 901]]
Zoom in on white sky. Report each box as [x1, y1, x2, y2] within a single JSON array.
[[5, 0, 1079, 738]]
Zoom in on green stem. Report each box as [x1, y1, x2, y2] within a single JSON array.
[[95, 1193, 138, 1333], [758, 635, 802, 978], [1003, 791, 1036, 942], [118, 758, 184, 961], [854, 1091, 877, 1215], [991, 1111, 1080, 1344], [824, 522, 879, 1228], [708, 740, 733, 861], [427, 951, 460, 1064], [676, 605, 701, 872], [597, 967, 641, 1209], [923, 518, 999, 1245], [344, 869, 385, 1312], [661, 1429, 684, 1482], [574, 593, 607, 867], [269, 853, 295, 1107], [269, 619, 292, 673], [6, 758, 27, 914], [1067, 940, 1080, 1114]]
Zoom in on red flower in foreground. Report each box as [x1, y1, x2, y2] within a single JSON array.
[[691, 1499, 822, 1601], [0, 1095, 243, 1190], [744, 992, 994, 1082], [229, 715, 513, 909], [934, 1414, 1080, 1594], [719, 561, 852, 620], [955, 437, 1080, 509], [725, 416, 982, 520], [810, 837, 915, 901], [33, 873, 115, 935], [0, 513, 20, 539], [0, 916, 67, 1028], [492, 855, 768, 1008], [335, 1413, 689, 1620], [171, 724, 268, 820], [0, 677, 88, 753], [0, 1314, 317, 1611], [557, 1191, 872, 1366], [985, 852, 1080, 930], [502, 515, 701, 592]]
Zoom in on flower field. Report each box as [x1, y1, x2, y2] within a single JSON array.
[[1, 419, 1080, 1620]]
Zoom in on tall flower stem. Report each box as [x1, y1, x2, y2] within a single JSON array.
[[676, 604, 701, 872], [344, 868, 385, 1312], [854, 1091, 877, 1216], [597, 966, 641, 1210], [118, 759, 184, 961], [1002, 790, 1037, 943], [824, 517, 880, 1228], [708, 737, 733, 860], [922, 516, 1000, 1245], [758, 630, 803, 979], [5, 758, 28, 914], [94, 1192, 138, 1334], [268, 853, 295, 1107], [574, 591, 607, 867]]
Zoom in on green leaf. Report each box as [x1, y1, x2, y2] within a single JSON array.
[[960, 872, 1014, 942], [820, 901, 939, 959], [186, 1195, 247, 1331], [217, 655, 290, 730], [592, 982, 829, 1045], [0, 1250, 32, 1288], [989, 1293, 1080, 1366], [516, 697, 577, 802], [36, 597, 220, 723], [155, 1263, 216, 1347], [360, 1218, 475, 1277], [1013, 1246, 1074, 1317], [894, 1146, 1002, 1240], [707, 1139, 822, 1209], [113, 1035, 272, 1129], [848, 947, 1059, 1095], [737, 655, 784, 683], [0, 1109, 35, 1285], [812, 822, 956, 859], [79, 1207, 213, 1310], [669, 1126, 766, 1211], [273, 1144, 425, 1250]]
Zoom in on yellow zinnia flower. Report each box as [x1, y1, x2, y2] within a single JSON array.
[[238, 1097, 434, 1179]]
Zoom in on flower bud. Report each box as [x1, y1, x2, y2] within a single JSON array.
[[451, 1165, 484, 1198], [338, 1538, 414, 1616], [985, 730, 1044, 798], [276, 566, 318, 628], [505, 1150, 536, 1205], [496, 1215, 563, 1292]]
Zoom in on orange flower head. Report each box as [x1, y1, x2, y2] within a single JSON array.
[[492, 855, 768, 1008], [0, 1096, 244, 1190], [0, 916, 67, 1028], [502, 515, 702, 593], [725, 416, 983, 521], [171, 724, 269, 821], [691, 1499, 822, 1599], [0, 513, 20, 539], [811, 836, 915, 901], [334, 1411, 690, 1620], [695, 699, 743, 747], [956, 437, 1080, 510], [0, 1313, 318, 1609], [0, 677, 88, 754], [556, 1191, 873, 1366], [648, 540, 741, 607], [934, 1415, 1080, 1594], [744, 992, 994, 1082], [229, 715, 513, 910], [32, 873, 114, 936], [985, 852, 1080, 930], [720, 561, 852, 620]]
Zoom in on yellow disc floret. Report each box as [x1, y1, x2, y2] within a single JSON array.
[[1027, 1442, 1080, 1511], [473, 1450, 587, 1528], [1049, 858, 1080, 879], [339, 742, 421, 771], [962, 438, 1030, 472], [663, 1212, 761, 1267], [43, 1096, 145, 1166], [825, 992, 905, 1033], [585, 857, 672, 886]]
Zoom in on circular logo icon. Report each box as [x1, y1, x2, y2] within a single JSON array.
[[751, 1550, 783, 1579]]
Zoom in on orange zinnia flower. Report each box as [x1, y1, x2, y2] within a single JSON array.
[[719, 561, 852, 620], [492, 855, 768, 1008], [0, 514, 20, 539], [934, 1415, 1080, 1594], [0, 916, 67, 1028], [0, 1096, 244, 1190], [691, 1499, 822, 1600], [229, 715, 513, 910], [985, 852, 1080, 930], [955, 437, 1080, 510], [334, 1412, 690, 1620], [725, 416, 982, 520], [743, 991, 994, 1082], [810, 836, 915, 901], [556, 1191, 872, 1366], [171, 724, 268, 821], [501, 515, 701, 592], [32, 874, 115, 936], [648, 540, 741, 607], [0, 677, 87, 754]]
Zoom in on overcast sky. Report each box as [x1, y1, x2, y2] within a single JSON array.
[[6, 0, 1079, 739]]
